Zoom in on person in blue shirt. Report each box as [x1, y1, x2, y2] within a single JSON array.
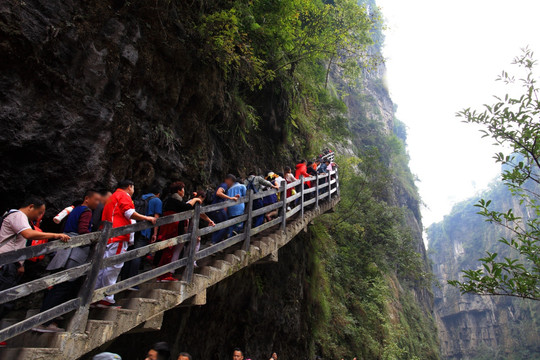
[[121, 185, 162, 284], [227, 181, 247, 234], [209, 174, 239, 244]]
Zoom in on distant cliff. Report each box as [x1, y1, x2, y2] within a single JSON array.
[[428, 182, 540, 360]]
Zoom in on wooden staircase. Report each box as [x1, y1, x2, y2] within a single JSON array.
[[0, 196, 339, 360]]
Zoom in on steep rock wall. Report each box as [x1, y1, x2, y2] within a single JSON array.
[[0, 0, 289, 213], [428, 184, 540, 359]]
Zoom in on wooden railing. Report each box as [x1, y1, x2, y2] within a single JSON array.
[[0, 170, 340, 342]]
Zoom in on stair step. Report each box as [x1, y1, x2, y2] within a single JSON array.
[[199, 266, 223, 284], [234, 249, 247, 260], [213, 260, 232, 272], [0, 347, 62, 360], [224, 253, 241, 265]]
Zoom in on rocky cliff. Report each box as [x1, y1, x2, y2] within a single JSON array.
[[1, 0, 438, 359], [428, 183, 540, 360]]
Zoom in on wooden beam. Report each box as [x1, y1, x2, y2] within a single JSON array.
[[0, 232, 99, 267], [244, 190, 254, 251], [67, 221, 112, 333], [184, 203, 201, 283], [0, 263, 90, 305], [0, 298, 80, 342]]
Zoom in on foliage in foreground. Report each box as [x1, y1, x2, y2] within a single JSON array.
[[452, 48, 540, 301]]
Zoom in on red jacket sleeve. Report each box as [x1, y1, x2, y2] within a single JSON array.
[[118, 192, 135, 215]]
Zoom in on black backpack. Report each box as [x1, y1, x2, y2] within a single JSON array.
[[134, 195, 156, 215]]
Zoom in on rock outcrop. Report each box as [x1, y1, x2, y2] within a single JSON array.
[[428, 183, 540, 359]]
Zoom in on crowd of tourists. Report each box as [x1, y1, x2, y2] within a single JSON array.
[[93, 344, 356, 360], [92, 344, 278, 360], [0, 157, 336, 337]]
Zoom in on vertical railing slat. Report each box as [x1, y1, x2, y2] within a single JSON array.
[[244, 189, 254, 251], [300, 176, 305, 218], [67, 221, 112, 333], [315, 172, 319, 209], [280, 180, 287, 233], [185, 203, 201, 283]]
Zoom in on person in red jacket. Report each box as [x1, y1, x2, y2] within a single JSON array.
[[294, 160, 312, 188], [94, 180, 157, 308]]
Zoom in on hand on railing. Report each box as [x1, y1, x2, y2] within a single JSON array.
[[56, 233, 71, 242], [144, 216, 157, 225]]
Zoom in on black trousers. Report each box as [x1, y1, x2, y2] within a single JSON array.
[[0, 263, 21, 319]]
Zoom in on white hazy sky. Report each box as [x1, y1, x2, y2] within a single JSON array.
[[376, 0, 540, 229]]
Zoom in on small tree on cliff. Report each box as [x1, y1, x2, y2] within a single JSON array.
[[451, 48, 540, 301]]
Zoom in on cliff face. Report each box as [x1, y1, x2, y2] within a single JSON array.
[[0, 0, 290, 213], [428, 183, 540, 360], [2, 0, 438, 359]]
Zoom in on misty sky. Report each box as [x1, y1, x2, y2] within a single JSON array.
[[376, 0, 540, 230]]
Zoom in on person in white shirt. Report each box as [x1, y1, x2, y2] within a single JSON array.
[[0, 197, 69, 318]]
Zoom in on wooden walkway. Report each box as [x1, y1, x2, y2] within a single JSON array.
[[0, 171, 340, 360]]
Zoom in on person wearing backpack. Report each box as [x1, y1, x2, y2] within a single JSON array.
[[244, 171, 279, 228], [209, 174, 240, 245], [94, 180, 157, 308], [0, 197, 70, 320], [121, 185, 163, 284], [34, 190, 102, 333]]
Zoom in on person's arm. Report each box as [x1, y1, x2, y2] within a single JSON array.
[[151, 214, 160, 243], [130, 211, 157, 224], [20, 229, 70, 242], [200, 213, 216, 227], [217, 187, 239, 201], [259, 177, 279, 190], [77, 210, 93, 235]]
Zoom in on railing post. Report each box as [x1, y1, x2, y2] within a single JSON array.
[[67, 221, 112, 333], [243, 190, 254, 251], [315, 172, 319, 209], [300, 176, 305, 218], [336, 169, 340, 197], [328, 172, 332, 201], [280, 180, 287, 233], [184, 202, 201, 283], [327, 172, 332, 202]]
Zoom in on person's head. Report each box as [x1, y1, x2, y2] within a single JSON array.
[[99, 190, 113, 204], [315, 158, 321, 164], [266, 172, 276, 180], [307, 161, 313, 167], [146, 342, 171, 360], [82, 190, 101, 211], [92, 353, 122, 360], [170, 181, 186, 198], [284, 166, 291, 174], [194, 191, 206, 200], [20, 196, 46, 222], [233, 348, 244, 360], [149, 185, 162, 197], [117, 179, 135, 196], [225, 174, 237, 187], [177, 353, 192, 360], [271, 352, 277, 359], [325, 159, 330, 165]]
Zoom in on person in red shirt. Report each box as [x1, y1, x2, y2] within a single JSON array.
[[295, 159, 312, 188], [94, 180, 157, 308]]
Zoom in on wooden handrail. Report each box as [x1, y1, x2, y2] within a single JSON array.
[[0, 168, 340, 343]]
